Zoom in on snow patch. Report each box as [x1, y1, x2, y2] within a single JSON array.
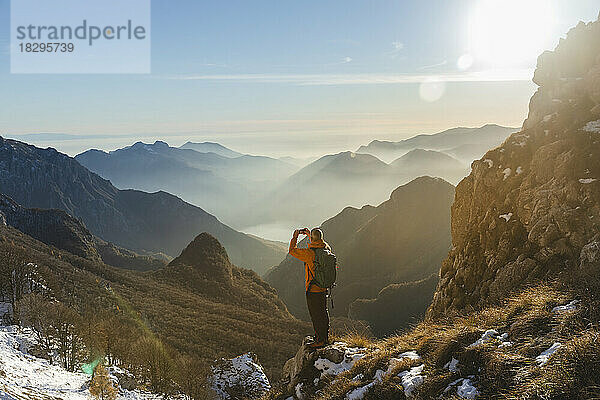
[[314, 344, 366, 378], [344, 352, 422, 399], [516, 166, 523, 175], [444, 357, 459, 372], [457, 378, 480, 399], [483, 159, 493, 168], [469, 329, 509, 347], [552, 300, 580, 313], [579, 178, 597, 184], [0, 326, 157, 400], [398, 364, 426, 397], [211, 353, 270, 400], [502, 168, 512, 180], [499, 213, 513, 222], [536, 343, 562, 366], [295, 383, 304, 400], [583, 120, 600, 133]]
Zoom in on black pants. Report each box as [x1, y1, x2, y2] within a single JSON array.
[[306, 291, 329, 343]]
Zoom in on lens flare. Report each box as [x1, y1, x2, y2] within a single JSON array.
[[419, 79, 446, 102], [457, 54, 474, 70]]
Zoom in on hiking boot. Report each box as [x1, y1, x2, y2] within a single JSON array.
[[307, 340, 328, 349]]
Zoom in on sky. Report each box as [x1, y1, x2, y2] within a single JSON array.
[[0, 0, 598, 157]]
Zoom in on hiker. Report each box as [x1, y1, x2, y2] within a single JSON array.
[[289, 227, 336, 349]]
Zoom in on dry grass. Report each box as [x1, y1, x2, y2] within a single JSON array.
[[267, 279, 600, 400]]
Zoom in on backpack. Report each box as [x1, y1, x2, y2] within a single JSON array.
[[310, 247, 337, 289]]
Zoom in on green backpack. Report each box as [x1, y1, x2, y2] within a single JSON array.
[[310, 247, 338, 289]]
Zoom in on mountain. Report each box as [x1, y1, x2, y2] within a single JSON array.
[[278, 155, 319, 168], [266, 17, 600, 400], [348, 274, 438, 337], [0, 137, 286, 275], [265, 176, 454, 320], [0, 193, 165, 271], [0, 222, 309, 385], [357, 124, 517, 163], [76, 141, 299, 224], [179, 141, 243, 158], [428, 17, 600, 317], [236, 151, 414, 228], [156, 232, 234, 289], [391, 149, 468, 185]]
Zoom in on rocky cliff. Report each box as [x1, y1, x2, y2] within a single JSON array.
[[0, 193, 165, 271], [428, 16, 600, 317]]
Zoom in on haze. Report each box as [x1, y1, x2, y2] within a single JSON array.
[[1, 0, 598, 158]]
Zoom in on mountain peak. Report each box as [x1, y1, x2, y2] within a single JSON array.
[[179, 141, 243, 158], [389, 176, 454, 203], [167, 233, 233, 282]]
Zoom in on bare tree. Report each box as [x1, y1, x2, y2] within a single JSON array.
[[0, 243, 35, 324]]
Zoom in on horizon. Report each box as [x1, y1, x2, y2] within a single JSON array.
[[3, 121, 519, 158], [1, 0, 598, 157]]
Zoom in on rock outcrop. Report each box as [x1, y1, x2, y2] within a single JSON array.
[[282, 337, 368, 398], [0, 193, 165, 271], [276, 337, 426, 399], [210, 353, 271, 400], [0, 193, 100, 260], [428, 16, 600, 317]]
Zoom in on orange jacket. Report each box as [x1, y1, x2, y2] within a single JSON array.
[[289, 234, 329, 293]]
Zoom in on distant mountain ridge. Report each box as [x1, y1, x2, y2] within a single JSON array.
[[391, 149, 468, 184], [238, 151, 461, 229], [0, 137, 286, 274], [357, 124, 517, 163], [76, 140, 299, 225], [179, 141, 243, 158]]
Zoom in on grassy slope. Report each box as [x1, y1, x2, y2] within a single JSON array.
[[265, 274, 600, 399], [0, 224, 310, 380]]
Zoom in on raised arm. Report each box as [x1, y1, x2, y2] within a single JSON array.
[[289, 229, 313, 263]]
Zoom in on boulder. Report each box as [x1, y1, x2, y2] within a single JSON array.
[[281, 337, 367, 399], [210, 352, 271, 400]]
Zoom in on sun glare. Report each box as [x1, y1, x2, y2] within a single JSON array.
[[467, 0, 556, 68]]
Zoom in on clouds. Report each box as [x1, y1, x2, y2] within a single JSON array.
[[167, 69, 533, 86], [386, 41, 405, 58]]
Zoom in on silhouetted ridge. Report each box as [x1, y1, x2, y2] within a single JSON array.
[[166, 232, 233, 283], [389, 176, 454, 203]]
